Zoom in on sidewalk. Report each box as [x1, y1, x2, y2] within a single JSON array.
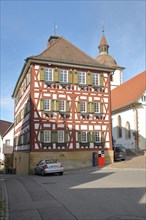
[[0, 175, 9, 220], [105, 155, 146, 169]]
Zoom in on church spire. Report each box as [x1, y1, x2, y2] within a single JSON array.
[[98, 31, 109, 55]]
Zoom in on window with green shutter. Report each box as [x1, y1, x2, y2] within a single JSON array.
[[44, 99, 51, 111], [44, 68, 53, 82], [95, 131, 101, 143], [92, 73, 99, 86], [94, 102, 100, 113], [58, 130, 64, 143], [60, 70, 68, 83]]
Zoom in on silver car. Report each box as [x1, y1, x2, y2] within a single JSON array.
[[34, 159, 64, 176]]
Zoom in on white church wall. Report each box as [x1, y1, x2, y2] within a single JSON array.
[[112, 109, 136, 149], [137, 91, 146, 150]]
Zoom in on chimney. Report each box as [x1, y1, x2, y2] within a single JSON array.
[[47, 35, 59, 48]]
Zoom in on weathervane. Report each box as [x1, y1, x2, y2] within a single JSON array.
[[102, 20, 105, 34]]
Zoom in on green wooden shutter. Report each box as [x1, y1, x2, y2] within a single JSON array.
[[88, 102, 94, 113], [101, 132, 105, 143], [77, 101, 80, 112], [87, 71, 92, 85], [40, 99, 44, 110], [65, 131, 68, 142], [100, 103, 104, 113], [92, 132, 95, 142], [54, 68, 59, 82], [51, 100, 54, 111], [56, 100, 59, 111], [52, 131, 58, 142], [78, 131, 81, 142], [88, 132, 92, 143], [40, 67, 44, 81], [66, 101, 70, 112], [40, 131, 44, 142], [100, 73, 104, 86], [74, 70, 78, 84], [68, 70, 73, 83]]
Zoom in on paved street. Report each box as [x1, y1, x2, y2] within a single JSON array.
[[1, 155, 146, 220]]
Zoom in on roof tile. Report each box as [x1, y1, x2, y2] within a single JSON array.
[[111, 70, 146, 111]]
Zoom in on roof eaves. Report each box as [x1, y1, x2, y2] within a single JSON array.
[[28, 57, 115, 72]]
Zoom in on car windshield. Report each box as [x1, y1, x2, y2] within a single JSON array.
[[45, 159, 59, 164], [115, 147, 125, 152]]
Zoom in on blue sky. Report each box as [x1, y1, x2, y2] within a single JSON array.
[[0, 0, 145, 122]]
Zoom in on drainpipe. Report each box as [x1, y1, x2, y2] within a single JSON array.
[[133, 105, 139, 152]]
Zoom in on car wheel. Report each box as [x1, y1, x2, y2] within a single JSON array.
[[59, 172, 63, 175], [41, 170, 45, 176]]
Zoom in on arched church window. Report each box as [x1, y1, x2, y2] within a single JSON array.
[[125, 121, 131, 139], [117, 115, 122, 138]]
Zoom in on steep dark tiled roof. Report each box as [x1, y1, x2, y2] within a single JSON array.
[[111, 70, 146, 111], [0, 120, 13, 137], [30, 36, 106, 68]]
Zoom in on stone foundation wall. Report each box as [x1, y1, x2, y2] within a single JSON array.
[[13, 150, 114, 174]]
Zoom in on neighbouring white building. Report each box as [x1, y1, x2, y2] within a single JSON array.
[[0, 120, 14, 170], [111, 70, 146, 152]]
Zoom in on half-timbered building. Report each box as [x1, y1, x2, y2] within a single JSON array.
[[12, 35, 116, 174]]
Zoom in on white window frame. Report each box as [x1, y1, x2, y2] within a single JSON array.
[[81, 131, 87, 142], [78, 72, 86, 84], [45, 68, 53, 81], [44, 130, 51, 143], [5, 140, 10, 146], [58, 130, 64, 143], [80, 102, 86, 112], [59, 100, 66, 111], [95, 131, 101, 143], [92, 73, 99, 86], [94, 102, 100, 113], [60, 70, 68, 83], [44, 99, 51, 111]]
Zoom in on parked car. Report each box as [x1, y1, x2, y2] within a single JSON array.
[[34, 159, 64, 176], [113, 144, 126, 161]]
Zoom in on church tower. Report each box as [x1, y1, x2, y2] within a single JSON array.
[[96, 31, 124, 90]]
